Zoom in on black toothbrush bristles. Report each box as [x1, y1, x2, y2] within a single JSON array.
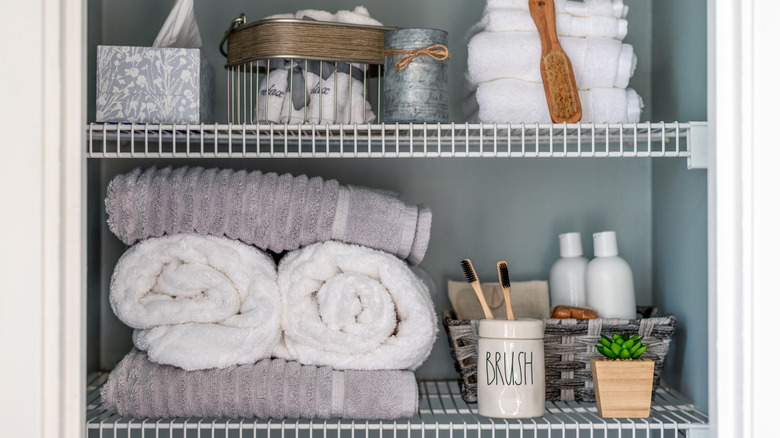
[[460, 258, 493, 319], [498, 262, 510, 289], [497, 260, 515, 321], [461, 259, 478, 283]]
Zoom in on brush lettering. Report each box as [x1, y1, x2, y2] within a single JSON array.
[[485, 351, 534, 386]]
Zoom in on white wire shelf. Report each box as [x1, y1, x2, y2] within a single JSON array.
[[86, 373, 708, 437], [85, 122, 707, 166]]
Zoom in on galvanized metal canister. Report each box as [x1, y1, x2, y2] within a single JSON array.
[[382, 28, 449, 123]]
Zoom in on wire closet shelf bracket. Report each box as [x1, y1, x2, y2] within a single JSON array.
[[86, 374, 708, 437], [86, 121, 699, 161]]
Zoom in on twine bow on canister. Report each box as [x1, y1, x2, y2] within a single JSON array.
[[383, 44, 450, 71]]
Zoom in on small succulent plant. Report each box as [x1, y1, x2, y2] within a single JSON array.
[[596, 334, 648, 360]]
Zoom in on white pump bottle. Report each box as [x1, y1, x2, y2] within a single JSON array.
[[585, 231, 636, 319], [549, 232, 588, 308]]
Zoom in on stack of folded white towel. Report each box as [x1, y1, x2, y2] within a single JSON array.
[[255, 7, 381, 124], [100, 166, 437, 420], [464, 0, 643, 123]]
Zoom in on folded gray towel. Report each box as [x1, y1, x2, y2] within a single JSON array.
[[101, 349, 419, 420], [106, 166, 432, 264]]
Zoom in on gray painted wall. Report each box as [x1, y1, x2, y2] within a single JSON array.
[[87, 0, 710, 410], [650, 0, 708, 412]]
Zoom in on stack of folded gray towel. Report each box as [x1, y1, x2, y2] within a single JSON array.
[[101, 166, 437, 420], [104, 349, 419, 420], [106, 166, 432, 265]]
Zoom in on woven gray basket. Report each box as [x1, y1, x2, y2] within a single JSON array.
[[443, 309, 676, 404]]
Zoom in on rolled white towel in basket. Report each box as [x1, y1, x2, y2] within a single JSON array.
[[290, 71, 343, 124], [255, 68, 289, 124], [295, 6, 384, 26], [266, 6, 384, 27], [339, 76, 375, 124], [463, 79, 643, 124], [257, 67, 376, 125], [467, 32, 636, 89], [256, 6, 381, 125], [466, 7, 628, 41], [486, 0, 628, 18], [274, 241, 438, 371], [109, 234, 281, 370], [283, 70, 375, 125]]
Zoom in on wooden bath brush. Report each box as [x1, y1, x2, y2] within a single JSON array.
[[529, 0, 582, 123]]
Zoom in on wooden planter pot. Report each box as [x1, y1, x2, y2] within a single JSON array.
[[590, 357, 655, 418]]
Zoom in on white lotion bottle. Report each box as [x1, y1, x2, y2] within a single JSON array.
[[549, 232, 588, 308], [585, 231, 637, 319]]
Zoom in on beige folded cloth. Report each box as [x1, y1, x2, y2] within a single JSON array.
[[448, 280, 550, 320]]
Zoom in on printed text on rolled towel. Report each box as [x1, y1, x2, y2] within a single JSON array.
[[260, 83, 331, 98]]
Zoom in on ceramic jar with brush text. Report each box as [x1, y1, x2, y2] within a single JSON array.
[[477, 318, 545, 418]]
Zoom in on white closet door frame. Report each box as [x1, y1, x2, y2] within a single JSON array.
[[711, 0, 776, 437], [0, 1, 84, 438], [0, 0, 775, 437]]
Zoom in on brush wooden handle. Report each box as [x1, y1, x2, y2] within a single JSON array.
[[529, 0, 582, 123], [470, 281, 494, 320], [502, 287, 515, 321], [529, 0, 563, 55]]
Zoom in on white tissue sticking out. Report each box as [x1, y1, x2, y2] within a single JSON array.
[[152, 0, 203, 48]]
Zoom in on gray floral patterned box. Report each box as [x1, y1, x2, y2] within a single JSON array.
[[96, 46, 214, 124]]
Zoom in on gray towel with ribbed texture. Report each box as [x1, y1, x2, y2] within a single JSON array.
[[101, 349, 419, 420], [106, 166, 432, 264]]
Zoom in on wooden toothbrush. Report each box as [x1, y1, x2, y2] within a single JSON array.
[[460, 259, 494, 319], [529, 0, 582, 123], [497, 261, 515, 321]]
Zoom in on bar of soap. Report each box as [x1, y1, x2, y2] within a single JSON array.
[[551, 305, 598, 320]]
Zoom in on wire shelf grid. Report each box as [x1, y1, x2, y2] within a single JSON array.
[[86, 373, 708, 437], [86, 122, 695, 160]]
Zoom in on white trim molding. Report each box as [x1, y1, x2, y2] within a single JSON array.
[[745, 1, 780, 436], [0, 1, 85, 437], [712, 0, 779, 437]]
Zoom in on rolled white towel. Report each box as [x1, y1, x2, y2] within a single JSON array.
[[463, 78, 642, 124], [332, 6, 383, 25], [465, 7, 628, 42], [486, 0, 628, 18], [109, 234, 281, 370], [256, 68, 289, 124], [467, 32, 636, 89], [275, 241, 438, 371], [278, 69, 310, 125], [281, 70, 376, 125], [340, 76, 376, 124], [302, 71, 340, 124], [292, 6, 383, 26], [255, 7, 382, 125], [257, 67, 375, 124], [267, 6, 383, 26]]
